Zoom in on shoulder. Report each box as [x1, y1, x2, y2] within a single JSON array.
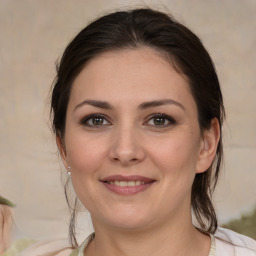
[[16, 239, 73, 256], [214, 227, 256, 256]]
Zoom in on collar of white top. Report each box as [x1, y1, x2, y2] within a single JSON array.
[[209, 234, 216, 256], [78, 233, 216, 256]]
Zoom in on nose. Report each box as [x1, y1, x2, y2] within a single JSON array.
[[109, 124, 146, 166]]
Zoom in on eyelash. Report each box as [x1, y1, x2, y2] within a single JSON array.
[[80, 113, 176, 128], [145, 113, 176, 127], [80, 114, 111, 127]]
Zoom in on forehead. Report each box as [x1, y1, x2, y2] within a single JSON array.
[[69, 47, 195, 110]]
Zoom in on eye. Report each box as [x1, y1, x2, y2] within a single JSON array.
[[80, 114, 111, 127], [145, 114, 176, 127]]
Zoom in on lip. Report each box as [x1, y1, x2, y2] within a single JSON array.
[[101, 175, 154, 182], [100, 175, 156, 195]]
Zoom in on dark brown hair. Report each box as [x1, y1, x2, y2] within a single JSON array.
[[51, 8, 225, 247]]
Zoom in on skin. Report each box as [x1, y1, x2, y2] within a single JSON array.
[[57, 47, 220, 256], [0, 205, 12, 254]]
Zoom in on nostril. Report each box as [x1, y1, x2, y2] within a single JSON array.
[[111, 157, 139, 165]]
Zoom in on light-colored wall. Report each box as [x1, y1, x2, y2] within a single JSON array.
[[0, 0, 255, 241]]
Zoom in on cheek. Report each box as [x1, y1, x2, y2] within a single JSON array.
[[146, 133, 200, 209], [65, 132, 109, 176], [64, 133, 110, 210], [147, 133, 200, 175]]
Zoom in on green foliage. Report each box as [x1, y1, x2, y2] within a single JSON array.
[[222, 208, 256, 239], [0, 196, 15, 207]]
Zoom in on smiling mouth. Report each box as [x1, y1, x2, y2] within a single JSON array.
[[100, 175, 156, 195], [104, 180, 149, 186]]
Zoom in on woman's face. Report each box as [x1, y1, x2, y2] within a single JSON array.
[[59, 47, 217, 231]]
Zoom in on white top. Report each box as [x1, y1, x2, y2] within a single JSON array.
[[214, 227, 256, 256], [77, 227, 256, 256], [15, 227, 256, 256]]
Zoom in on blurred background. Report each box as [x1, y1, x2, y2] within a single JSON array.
[[0, 0, 255, 242]]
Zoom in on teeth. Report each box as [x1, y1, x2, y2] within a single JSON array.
[[128, 181, 135, 186], [120, 181, 126, 187], [107, 181, 147, 186]]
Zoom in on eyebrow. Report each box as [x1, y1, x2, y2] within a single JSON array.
[[74, 100, 113, 111], [139, 99, 185, 110], [74, 99, 185, 111]]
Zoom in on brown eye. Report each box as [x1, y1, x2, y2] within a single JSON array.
[[81, 114, 111, 127], [146, 114, 176, 127], [92, 116, 104, 125], [153, 116, 166, 125]]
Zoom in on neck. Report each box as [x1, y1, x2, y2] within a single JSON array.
[[85, 214, 211, 256]]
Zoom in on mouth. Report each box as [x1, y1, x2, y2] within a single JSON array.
[[100, 175, 156, 195], [104, 180, 149, 186]]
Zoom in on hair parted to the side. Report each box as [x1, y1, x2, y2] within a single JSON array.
[[51, 8, 225, 247]]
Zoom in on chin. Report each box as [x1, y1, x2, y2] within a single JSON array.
[[94, 206, 154, 231], [109, 218, 152, 231]]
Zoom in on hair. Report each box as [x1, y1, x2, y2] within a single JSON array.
[[51, 8, 225, 247]]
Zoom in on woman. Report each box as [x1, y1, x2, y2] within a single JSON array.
[[13, 7, 256, 256]]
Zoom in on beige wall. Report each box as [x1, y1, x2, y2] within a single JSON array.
[[0, 0, 255, 241]]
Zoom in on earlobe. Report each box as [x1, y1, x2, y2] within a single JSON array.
[[56, 135, 69, 169], [196, 118, 220, 173]]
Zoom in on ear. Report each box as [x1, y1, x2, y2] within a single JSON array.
[[196, 118, 220, 173], [56, 135, 69, 169]]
